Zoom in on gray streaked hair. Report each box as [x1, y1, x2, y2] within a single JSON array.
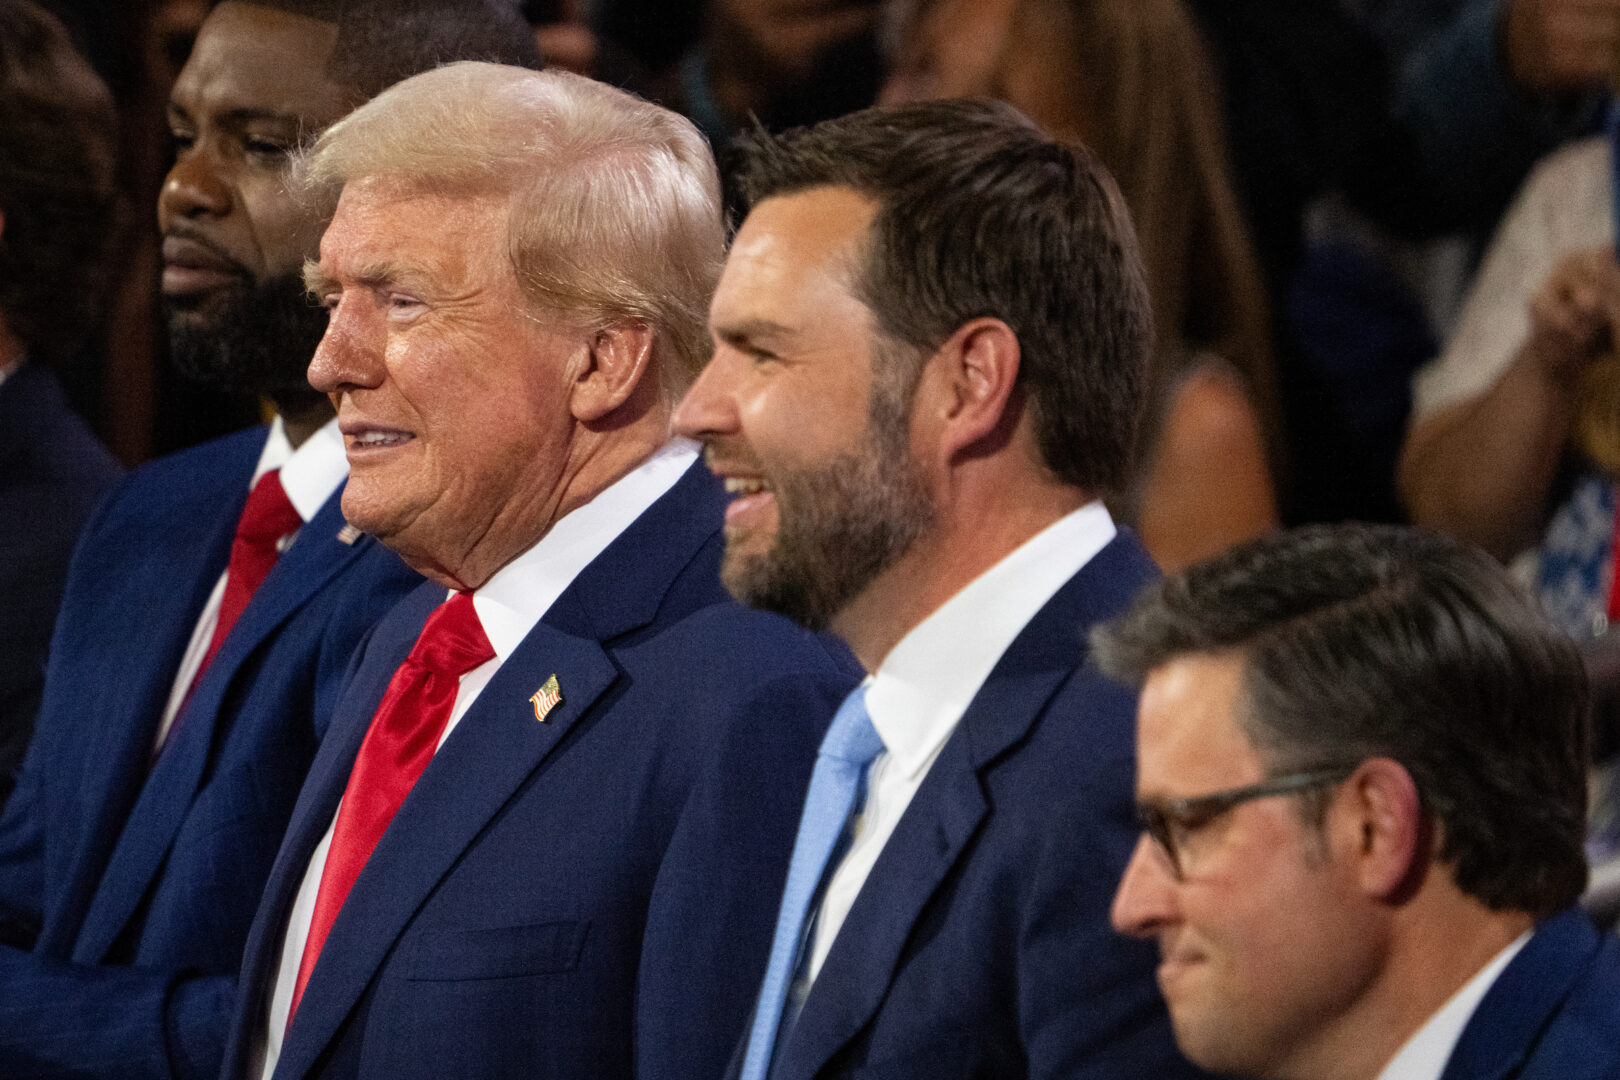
[[296, 62, 724, 394]]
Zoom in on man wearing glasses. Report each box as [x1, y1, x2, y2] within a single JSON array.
[[1097, 523, 1620, 1080]]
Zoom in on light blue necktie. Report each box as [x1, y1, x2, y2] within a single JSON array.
[[739, 685, 884, 1080]]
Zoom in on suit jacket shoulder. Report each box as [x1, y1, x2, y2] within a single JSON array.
[[225, 461, 858, 1080], [0, 427, 421, 1080], [701, 531, 1199, 1080], [1445, 907, 1620, 1080]]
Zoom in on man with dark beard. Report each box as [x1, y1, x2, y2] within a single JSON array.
[[661, 99, 1202, 1080], [0, 4, 539, 1078]]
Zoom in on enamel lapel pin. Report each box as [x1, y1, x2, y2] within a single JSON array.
[[336, 524, 363, 545], [530, 674, 563, 722]]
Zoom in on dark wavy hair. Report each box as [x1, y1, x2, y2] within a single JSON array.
[[1093, 523, 1591, 918], [0, 0, 117, 364]]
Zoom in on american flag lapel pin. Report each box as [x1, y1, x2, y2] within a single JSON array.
[[336, 524, 363, 545], [530, 674, 563, 722]]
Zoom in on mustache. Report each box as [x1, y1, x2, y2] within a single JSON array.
[[161, 225, 253, 280]]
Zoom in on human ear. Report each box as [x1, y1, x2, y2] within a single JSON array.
[[915, 316, 1021, 461], [571, 321, 655, 423], [1337, 757, 1424, 902]]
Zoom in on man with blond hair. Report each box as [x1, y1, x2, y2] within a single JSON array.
[[0, 4, 537, 1078], [219, 62, 854, 1080]]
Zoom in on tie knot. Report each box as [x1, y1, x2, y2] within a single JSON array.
[[237, 469, 302, 546], [819, 685, 883, 766], [409, 591, 495, 676]]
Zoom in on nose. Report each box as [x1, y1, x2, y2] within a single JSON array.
[[1110, 834, 1180, 939], [672, 347, 742, 443], [308, 293, 384, 397], [157, 143, 232, 229]]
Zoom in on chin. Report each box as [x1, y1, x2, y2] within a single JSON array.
[[339, 485, 402, 544]]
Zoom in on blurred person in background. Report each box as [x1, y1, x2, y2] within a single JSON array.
[[670, 0, 887, 160], [0, 0, 124, 809], [1396, 97, 1620, 912], [883, 0, 1281, 570], [0, 4, 539, 1078]]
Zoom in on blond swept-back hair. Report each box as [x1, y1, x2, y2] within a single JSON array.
[[296, 62, 725, 395]]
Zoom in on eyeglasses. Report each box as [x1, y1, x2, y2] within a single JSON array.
[[1135, 766, 1357, 879]]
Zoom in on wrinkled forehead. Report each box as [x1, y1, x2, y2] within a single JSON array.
[[312, 177, 515, 290]]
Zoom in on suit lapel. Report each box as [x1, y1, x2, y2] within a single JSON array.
[[228, 586, 434, 1080], [72, 489, 368, 963], [779, 535, 1156, 1079], [1440, 909, 1598, 1080], [45, 437, 256, 957], [777, 668, 1065, 1080], [275, 621, 620, 1080], [274, 460, 723, 1079]]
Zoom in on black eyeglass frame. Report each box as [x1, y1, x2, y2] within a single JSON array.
[[1135, 765, 1359, 879]]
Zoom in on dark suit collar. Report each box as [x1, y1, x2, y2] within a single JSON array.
[[71, 484, 379, 963], [266, 461, 724, 1080], [778, 532, 1157, 1080], [540, 458, 724, 641], [1440, 907, 1602, 1080]]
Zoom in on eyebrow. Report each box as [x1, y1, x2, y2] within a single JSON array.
[[714, 318, 796, 349], [303, 259, 429, 298], [166, 102, 308, 129], [302, 259, 334, 297]]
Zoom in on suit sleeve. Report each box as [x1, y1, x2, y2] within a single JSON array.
[[0, 486, 125, 950], [635, 667, 850, 1080], [0, 728, 46, 949], [0, 950, 230, 1080]]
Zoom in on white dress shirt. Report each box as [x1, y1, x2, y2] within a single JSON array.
[[1411, 135, 1608, 421], [802, 502, 1117, 985], [254, 439, 698, 1079], [150, 416, 348, 752], [1374, 931, 1530, 1080]]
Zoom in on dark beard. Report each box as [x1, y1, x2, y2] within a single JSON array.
[[165, 272, 329, 411], [721, 388, 934, 631]]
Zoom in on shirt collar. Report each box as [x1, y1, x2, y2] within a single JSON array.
[[250, 415, 348, 525], [864, 501, 1116, 778], [1374, 930, 1531, 1080], [470, 438, 701, 662]]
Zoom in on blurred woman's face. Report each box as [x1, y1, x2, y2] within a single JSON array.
[[880, 0, 1086, 142]]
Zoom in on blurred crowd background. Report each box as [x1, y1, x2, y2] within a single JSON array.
[[30, 0, 1619, 559]]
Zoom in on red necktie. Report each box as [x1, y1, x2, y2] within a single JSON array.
[[158, 470, 301, 760], [287, 591, 494, 1026], [198, 469, 302, 679]]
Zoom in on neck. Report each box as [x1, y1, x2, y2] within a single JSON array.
[[1287, 892, 1534, 1080], [830, 461, 1088, 672], [418, 406, 671, 593]]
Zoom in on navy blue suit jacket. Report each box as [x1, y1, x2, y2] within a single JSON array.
[[1441, 907, 1620, 1080], [0, 427, 420, 1080], [221, 462, 858, 1080], [0, 363, 123, 804], [655, 532, 1200, 1080]]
